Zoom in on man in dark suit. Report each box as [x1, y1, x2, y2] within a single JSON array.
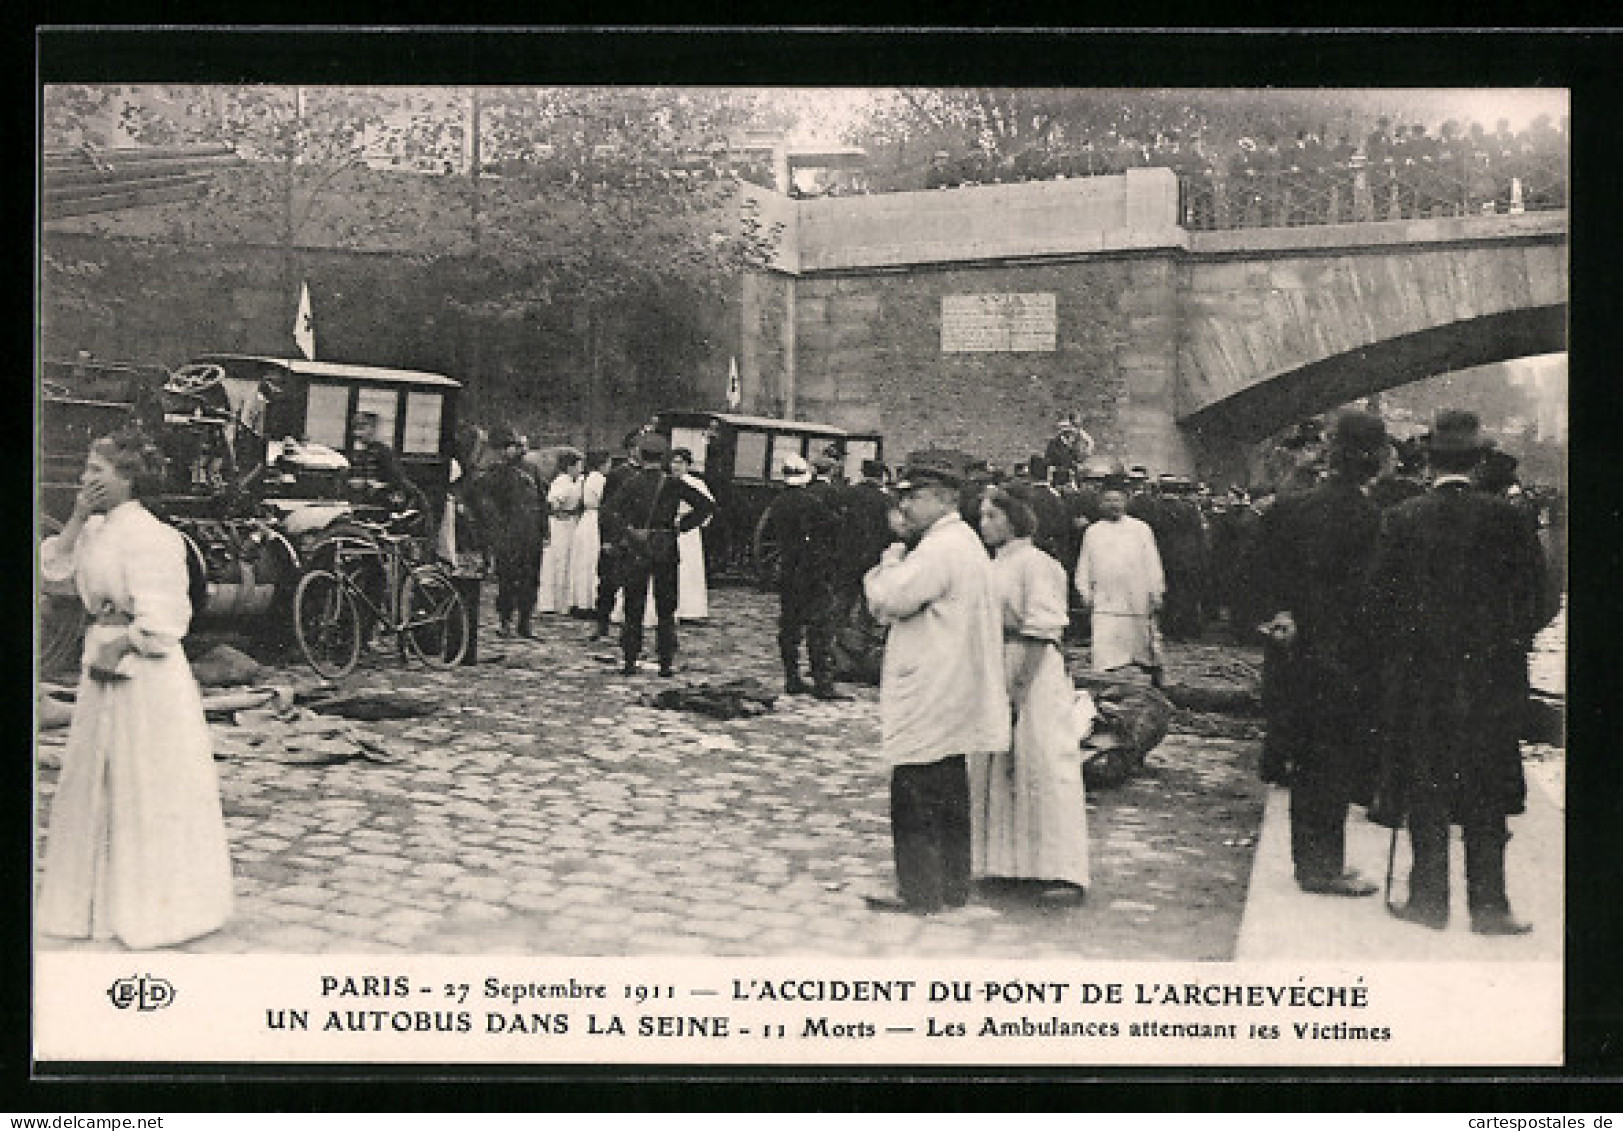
[[1368, 412, 1555, 935], [829, 458, 894, 685], [1254, 410, 1389, 897], [590, 431, 645, 642], [1023, 455, 1073, 566], [600, 432, 714, 676], [469, 425, 545, 638], [756, 453, 845, 699]]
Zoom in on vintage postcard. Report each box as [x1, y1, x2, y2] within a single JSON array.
[[33, 31, 1570, 1073]]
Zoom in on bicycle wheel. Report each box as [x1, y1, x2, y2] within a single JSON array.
[[293, 568, 362, 679], [399, 566, 469, 667]]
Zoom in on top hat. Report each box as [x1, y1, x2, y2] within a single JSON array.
[[1327, 409, 1388, 456], [1427, 411, 1485, 453]]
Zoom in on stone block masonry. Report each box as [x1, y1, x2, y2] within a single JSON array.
[[792, 256, 1185, 473]]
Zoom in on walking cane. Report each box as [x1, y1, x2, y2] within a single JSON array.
[[1383, 825, 1400, 912]]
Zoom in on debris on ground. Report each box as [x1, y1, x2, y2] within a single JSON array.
[[38, 683, 76, 730], [213, 704, 399, 765], [1077, 670, 1174, 790], [644, 678, 777, 720], [202, 685, 298, 720], [299, 690, 441, 722], [189, 643, 268, 687]]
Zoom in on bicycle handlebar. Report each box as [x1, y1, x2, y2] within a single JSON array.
[[345, 508, 423, 535]]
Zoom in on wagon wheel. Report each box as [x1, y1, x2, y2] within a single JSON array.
[[753, 533, 783, 593], [38, 514, 85, 675]]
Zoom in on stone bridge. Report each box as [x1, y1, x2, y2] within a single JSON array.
[[737, 169, 1567, 480]]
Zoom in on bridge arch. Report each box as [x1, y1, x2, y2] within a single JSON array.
[[1183, 302, 1567, 444]]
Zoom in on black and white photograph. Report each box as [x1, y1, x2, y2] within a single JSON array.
[[32, 31, 1574, 1072]]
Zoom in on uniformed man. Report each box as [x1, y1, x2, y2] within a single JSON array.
[[755, 453, 846, 699], [590, 430, 646, 642], [469, 425, 545, 638], [600, 432, 714, 676]]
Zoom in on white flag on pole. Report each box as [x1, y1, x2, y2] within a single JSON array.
[[294, 281, 316, 360], [726, 355, 741, 410]]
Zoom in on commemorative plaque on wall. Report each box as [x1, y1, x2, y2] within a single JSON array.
[[940, 293, 1057, 353]]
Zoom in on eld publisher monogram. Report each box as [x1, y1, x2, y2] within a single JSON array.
[[107, 975, 175, 1012]]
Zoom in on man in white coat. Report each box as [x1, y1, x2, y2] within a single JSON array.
[[863, 454, 1010, 914], [1075, 481, 1166, 681]]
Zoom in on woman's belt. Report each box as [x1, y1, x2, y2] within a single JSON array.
[[89, 609, 134, 627], [1004, 630, 1061, 646]]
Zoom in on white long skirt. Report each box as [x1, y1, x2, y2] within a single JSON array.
[[969, 641, 1090, 887], [38, 632, 234, 949], [537, 514, 579, 614], [569, 509, 601, 613], [675, 526, 707, 621]]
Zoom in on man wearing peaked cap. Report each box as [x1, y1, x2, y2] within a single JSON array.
[[468, 424, 544, 638], [862, 452, 1009, 914], [599, 428, 713, 677], [1254, 408, 1389, 898], [590, 428, 651, 641], [755, 452, 845, 699], [1366, 408, 1555, 936], [636, 431, 670, 462]]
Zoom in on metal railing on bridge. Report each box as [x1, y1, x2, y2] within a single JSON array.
[[1180, 156, 1568, 230]]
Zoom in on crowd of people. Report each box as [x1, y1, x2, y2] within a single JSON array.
[[36, 396, 1563, 947], [857, 115, 1570, 229]]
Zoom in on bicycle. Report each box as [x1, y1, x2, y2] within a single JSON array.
[[292, 509, 470, 679]]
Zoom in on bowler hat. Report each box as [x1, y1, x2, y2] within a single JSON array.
[[637, 432, 670, 460], [894, 451, 969, 490], [1427, 411, 1485, 453], [1328, 409, 1388, 456]]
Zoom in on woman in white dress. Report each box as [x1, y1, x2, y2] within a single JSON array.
[[568, 451, 610, 616], [38, 429, 234, 948], [536, 452, 584, 615], [969, 483, 1090, 904], [670, 447, 713, 622]]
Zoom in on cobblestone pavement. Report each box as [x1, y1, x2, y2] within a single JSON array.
[[35, 586, 1273, 959]]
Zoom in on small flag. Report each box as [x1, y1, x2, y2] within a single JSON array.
[[294, 281, 315, 360], [726, 356, 741, 410]]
